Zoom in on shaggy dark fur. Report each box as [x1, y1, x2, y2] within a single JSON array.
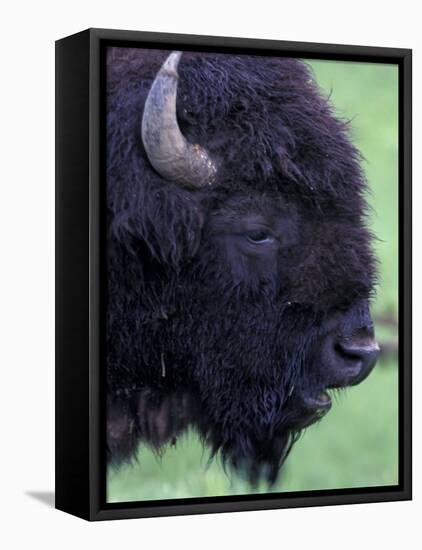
[[106, 47, 377, 484]]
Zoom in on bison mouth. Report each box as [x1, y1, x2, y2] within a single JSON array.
[[294, 391, 333, 429], [281, 389, 333, 433]]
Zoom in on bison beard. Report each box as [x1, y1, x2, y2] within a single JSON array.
[[106, 48, 379, 485]]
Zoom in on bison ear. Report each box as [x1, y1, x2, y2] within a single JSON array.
[[110, 177, 204, 268]]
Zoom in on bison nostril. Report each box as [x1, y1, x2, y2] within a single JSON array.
[[335, 338, 380, 385]]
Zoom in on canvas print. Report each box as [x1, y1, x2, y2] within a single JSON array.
[[105, 47, 398, 502]]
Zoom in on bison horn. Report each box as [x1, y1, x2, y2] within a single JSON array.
[[141, 51, 217, 189]]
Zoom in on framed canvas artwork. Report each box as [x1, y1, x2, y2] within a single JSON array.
[[55, 28, 412, 520]]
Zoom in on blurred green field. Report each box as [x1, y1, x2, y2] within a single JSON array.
[[107, 59, 399, 503]]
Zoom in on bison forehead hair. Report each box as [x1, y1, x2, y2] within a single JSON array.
[[106, 47, 378, 484]]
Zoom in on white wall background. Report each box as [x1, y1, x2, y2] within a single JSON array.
[[0, 1, 419, 548]]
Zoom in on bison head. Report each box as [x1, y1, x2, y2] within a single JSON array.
[[106, 49, 379, 484]]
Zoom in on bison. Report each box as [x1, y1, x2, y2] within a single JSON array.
[[106, 47, 379, 484]]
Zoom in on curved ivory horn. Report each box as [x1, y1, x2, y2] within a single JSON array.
[[141, 51, 217, 189]]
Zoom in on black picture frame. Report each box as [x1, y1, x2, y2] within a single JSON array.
[[55, 28, 412, 521]]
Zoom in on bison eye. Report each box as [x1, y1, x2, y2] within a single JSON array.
[[246, 231, 275, 245]]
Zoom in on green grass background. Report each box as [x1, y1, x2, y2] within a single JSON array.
[[107, 59, 399, 503]]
